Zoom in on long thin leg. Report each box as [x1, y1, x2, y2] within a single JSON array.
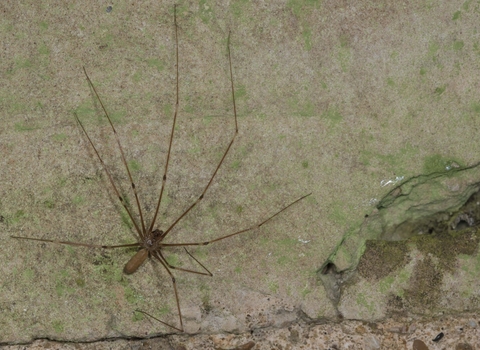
[[81, 67, 147, 240], [161, 31, 238, 239], [148, 4, 180, 234], [150, 252, 184, 332], [138, 249, 213, 332], [160, 193, 312, 247], [136, 248, 213, 333], [144, 193, 310, 331], [135, 310, 183, 332], [157, 248, 213, 276], [11, 235, 140, 249], [74, 113, 144, 239]]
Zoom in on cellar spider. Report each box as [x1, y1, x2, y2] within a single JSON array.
[[12, 5, 311, 332]]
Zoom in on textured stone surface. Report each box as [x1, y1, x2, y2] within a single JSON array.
[[2, 0, 480, 347], [3, 315, 480, 349]]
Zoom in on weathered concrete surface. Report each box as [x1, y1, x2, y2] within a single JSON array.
[[2, 315, 479, 349], [322, 166, 480, 322], [1, 0, 480, 348]]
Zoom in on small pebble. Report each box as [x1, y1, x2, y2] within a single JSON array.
[[232, 342, 255, 350], [413, 339, 429, 350]]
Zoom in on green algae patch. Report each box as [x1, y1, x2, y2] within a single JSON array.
[[124, 285, 141, 304], [132, 311, 144, 322], [75, 278, 86, 287], [321, 107, 343, 125], [92, 252, 124, 283], [52, 320, 65, 333], [127, 159, 141, 173], [22, 268, 35, 281], [355, 292, 375, 314], [15, 122, 39, 132], [379, 276, 395, 294], [422, 154, 462, 174]]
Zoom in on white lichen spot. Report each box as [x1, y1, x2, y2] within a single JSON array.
[[380, 176, 404, 187]]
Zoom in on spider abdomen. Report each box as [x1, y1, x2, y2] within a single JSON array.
[[124, 248, 148, 274]]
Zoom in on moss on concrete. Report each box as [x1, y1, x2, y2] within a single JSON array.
[[357, 241, 409, 281]]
